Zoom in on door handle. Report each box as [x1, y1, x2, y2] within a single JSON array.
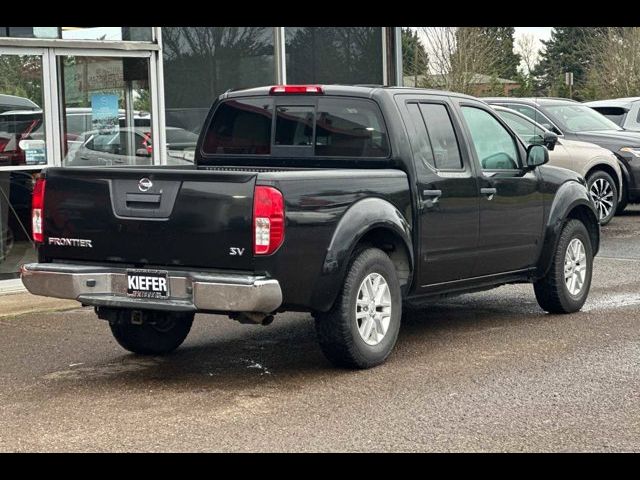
[[481, 187, 497, 200], [422, 189, 442, 208]]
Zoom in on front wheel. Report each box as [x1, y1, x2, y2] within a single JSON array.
[[315, 248, 402, 369], [534, 219, 593, 314], [587, 170, 617, 225], [109, 310, 194, 355]]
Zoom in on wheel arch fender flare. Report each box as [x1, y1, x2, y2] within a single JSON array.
[[536, 180, 600, 278], [310, 197, 414, 312]]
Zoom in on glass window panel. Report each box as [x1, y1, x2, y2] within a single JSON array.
[[202, 98, 273, 155], [419, 104, 462, 170], [315, 98, 389, 157], [162, 27, 275, 164], [0, 172, 37, 279], [0, 54, 46, 167], [58, 56, 153, 167], [462, 107, 520, 170], [285, 27, 383, 85], [275, 106, 314, 146], [60, 27, 152, 41], [405, 103, 435, 169]]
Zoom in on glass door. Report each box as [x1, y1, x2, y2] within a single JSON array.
[[54, 50, 156, 167], [0, 47, 52, 280]]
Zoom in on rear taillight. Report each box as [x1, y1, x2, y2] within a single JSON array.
[[253, 186, 284, 255], [32, 178, 46, 243], [269, 85, 323, 95]]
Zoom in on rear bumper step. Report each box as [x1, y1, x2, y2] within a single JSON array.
[[20, 263, 282, 313]]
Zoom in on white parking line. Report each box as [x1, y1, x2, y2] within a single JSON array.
[[582, 293, 640, 312]]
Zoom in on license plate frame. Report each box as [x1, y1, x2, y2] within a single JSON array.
[[126, 269, 170, 299]]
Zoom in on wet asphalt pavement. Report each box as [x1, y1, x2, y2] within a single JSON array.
[[0, 209, 639, 452]]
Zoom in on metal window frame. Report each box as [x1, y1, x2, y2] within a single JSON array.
[[0, 46, 55, 172]]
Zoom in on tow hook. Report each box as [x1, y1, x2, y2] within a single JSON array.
[[231, 312, 274, 326], [131, 310, 144, 325]]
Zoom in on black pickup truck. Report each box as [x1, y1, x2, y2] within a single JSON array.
[[21, 85, 600, 369]]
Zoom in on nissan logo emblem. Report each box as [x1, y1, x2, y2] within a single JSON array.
[[138, 178, 153, 192]]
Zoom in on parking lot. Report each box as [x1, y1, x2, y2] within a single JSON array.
[[0, 208, 638, 452]]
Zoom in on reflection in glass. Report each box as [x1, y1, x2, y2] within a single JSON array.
[[285, 27, 383, 85], [58, 56, 153, 167], [0, 172, 37, 280], [0, 54, 46, 167], [162, 26, 275, 158]]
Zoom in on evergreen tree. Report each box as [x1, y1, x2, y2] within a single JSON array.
[[534, 27, 607, 100], [402, 28, 429, 86], [479, 27, 520, 80]]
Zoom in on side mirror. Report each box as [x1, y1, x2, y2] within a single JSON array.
[[526, 144, 549, 169], [543, 131, 558, 151]]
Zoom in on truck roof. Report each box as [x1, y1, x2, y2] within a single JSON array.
[[222, 84, 482, 102]]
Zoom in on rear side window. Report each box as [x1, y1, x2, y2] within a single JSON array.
[[315, 98, 389, 157], [201, 96, 389, 158], [591, 106, 628, 127], [203, 98, 273, 155], [419, 104, 463, 170], [405, 103, 436, 169]]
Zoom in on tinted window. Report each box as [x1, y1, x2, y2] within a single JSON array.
[[203, 98, 273, 155], [462, 107, 519, 170], [315, 98, 389, 157], [275, 106, 314, 146], [405, 103, 435, 169], [419, 103, 462, 170], [590, 106, 628, 127], [285, 27, 383, 84]]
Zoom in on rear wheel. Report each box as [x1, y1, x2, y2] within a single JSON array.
[[534, 219, 593, 314], [587, 170, 617, 225], [315, 248, 402, 369], [108, 310, 194, 355]]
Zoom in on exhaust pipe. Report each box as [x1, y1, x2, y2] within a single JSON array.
[[231, 312, 274, 326]]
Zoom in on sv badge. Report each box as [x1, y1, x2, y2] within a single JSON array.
[[229, 247, 245, 256]]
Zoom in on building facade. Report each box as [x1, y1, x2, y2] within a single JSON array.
[[0, 27, 402, 290]]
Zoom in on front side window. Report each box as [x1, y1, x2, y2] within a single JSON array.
[[462, 107, 520, 171], [589, 106, 628, 128]]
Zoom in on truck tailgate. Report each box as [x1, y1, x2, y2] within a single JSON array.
[[41, 167, 256, 271]]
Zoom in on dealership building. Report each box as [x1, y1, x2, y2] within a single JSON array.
[[0, 27, 402, 290]]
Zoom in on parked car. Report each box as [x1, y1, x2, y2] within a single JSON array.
[[584, 97, 640, 132], [484, 97, 640, 213], [21, 85, 599, 369], [66, 126, 198, 166], [492, 105, 623, 224], [0, 108, 153, 167], [0, 93, 39, 114]]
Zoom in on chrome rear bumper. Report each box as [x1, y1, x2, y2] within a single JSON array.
[[20, 263, 282, 313]]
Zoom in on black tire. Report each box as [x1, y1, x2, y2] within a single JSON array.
[[315, 248, 402, 369], [534, 219, 593, 314], [586, 170, 618, 225], [109, 310, 194, 355]]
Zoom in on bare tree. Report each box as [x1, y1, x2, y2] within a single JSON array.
[[516, 33, 538, 76], [587, 27, 640, 99], [418, 27, 497, 94]]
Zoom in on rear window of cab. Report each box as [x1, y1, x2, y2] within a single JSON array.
[[201, 96, 390, 158]]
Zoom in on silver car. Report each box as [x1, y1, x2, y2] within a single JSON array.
[[493, 105, 623, 225]]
